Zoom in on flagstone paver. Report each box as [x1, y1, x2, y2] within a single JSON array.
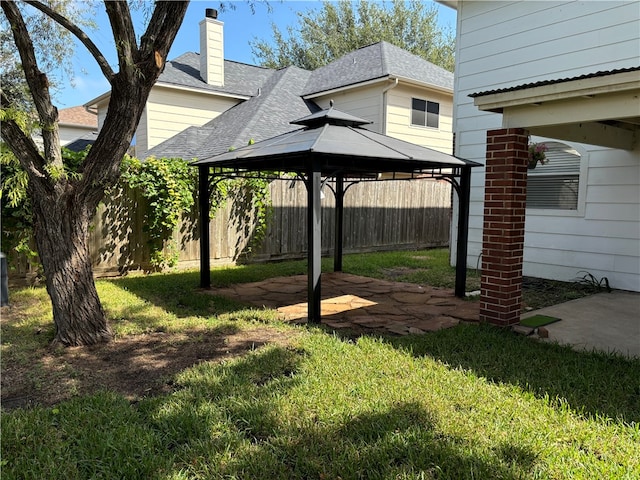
[[206, 272, 479, 335]]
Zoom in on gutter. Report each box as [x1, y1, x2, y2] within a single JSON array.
[[381, 78, 399, 135], [83, 81, 251, 110]]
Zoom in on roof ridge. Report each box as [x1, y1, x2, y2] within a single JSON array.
[[233, 67, 310, 142]]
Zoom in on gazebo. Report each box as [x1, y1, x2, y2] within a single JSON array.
[[193, 106, 481, 323]]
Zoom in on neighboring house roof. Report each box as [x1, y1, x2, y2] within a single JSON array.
[[148, 66, 320, 160], [302, 41, 454, 97], [156, 52, 274, 98], [65, 132, 98, 152], [58, 106, 97, 128], [142, 41, 453, 160], [469, 66, 640, 97]]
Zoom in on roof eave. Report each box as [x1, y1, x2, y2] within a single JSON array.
[[435, 0, 458, 10], [302, 74, 452, 99], [302, 76, 390, 99], [392, 74, 453, 95], [58, 122, 96, 129], [154, 81, 252, 100], [471, 69, 640, 112], [83, 79, 252, 109], [84, 91, 110, 108]]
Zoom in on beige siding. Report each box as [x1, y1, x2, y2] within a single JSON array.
[[142, 86, 239, 155], [95, 98, 109, 130], [199, 18, 224, 86], [386, 84, 453, 153], [135, 108, 149, 158], [312, 82, 453, 154], [313, 85, 385, 133]]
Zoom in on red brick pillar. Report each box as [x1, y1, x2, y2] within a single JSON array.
[[480, 128, 528, 326]]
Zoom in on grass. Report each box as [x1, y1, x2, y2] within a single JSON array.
[[2, 248, 638, 479]]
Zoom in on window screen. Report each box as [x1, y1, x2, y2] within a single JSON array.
[[411, 98, 439, 128], [527, 142, 581, 210]]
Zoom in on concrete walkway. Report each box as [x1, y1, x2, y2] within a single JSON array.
[[522, 290, 640, 359]]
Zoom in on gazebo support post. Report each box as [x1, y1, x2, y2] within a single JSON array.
[[334, 174, 345, 272], [454, 166, 471, 298], [198, 166, 211, 289], [307, 165, 322, 323]]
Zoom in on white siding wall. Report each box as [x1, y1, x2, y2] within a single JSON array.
[[59, 125, 94, 146], [453, 0, 640, 291]]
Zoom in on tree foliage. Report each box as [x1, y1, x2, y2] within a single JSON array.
[[251, 0, 455, 71], [0, 1, 94, 110]]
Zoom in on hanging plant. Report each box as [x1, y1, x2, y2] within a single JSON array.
[[528, 142, 549, 169]]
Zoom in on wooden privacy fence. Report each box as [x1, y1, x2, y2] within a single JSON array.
[[14, 178, 451, 278]]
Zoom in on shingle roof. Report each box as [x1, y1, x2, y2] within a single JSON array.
[[302, 41, 454, 96], [58, 106, 97, 128], [149, 41, 452, 160], [65, 132, 98, 152], [158, 52, 274, 97], [469, 66, 640, 98], [148, 66, 319, 160]]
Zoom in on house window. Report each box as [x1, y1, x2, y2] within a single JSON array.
[[411, 98, 439, 128], [527, 142, 581, 210]]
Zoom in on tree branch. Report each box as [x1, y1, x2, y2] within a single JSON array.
[[104, 1, 137, 75], [139, 1, 190, 61], [77, 1, 188, 205], [1, 0, 62, 169], [0, 90, 47, 181], [24, 0, 115, 82]]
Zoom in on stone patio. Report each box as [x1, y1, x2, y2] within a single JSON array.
[[211, 272, 480, 336]]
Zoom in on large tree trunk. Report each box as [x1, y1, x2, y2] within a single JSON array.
[[32, 189, 111, 346], [2, 0, 189, 346]]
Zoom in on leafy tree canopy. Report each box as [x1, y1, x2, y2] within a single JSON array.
[[0, 1, 95, 111], [250, 0, 455, 72]]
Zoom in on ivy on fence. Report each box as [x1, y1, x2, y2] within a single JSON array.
[[1, 146, 273, 273]]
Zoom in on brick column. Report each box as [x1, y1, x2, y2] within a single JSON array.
[[480, 128, 528, 326]]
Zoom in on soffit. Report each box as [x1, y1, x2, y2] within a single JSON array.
[[470, 68, 640, 150]]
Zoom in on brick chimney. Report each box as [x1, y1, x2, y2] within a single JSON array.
[[199, 8, 224, 86]]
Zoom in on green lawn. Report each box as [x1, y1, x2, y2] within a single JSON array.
[[2, 248, 638, 479]]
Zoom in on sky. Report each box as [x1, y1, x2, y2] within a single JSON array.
[[54, 0, 457, 109]]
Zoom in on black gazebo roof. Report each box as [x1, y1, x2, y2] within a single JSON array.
[[194, 106, 480, 323], [193, 106, 479, 175]]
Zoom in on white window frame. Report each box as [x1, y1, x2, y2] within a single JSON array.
[[526, 140, 587, 217]]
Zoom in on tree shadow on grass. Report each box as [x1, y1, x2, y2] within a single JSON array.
[[222, 403, 538, 480], [105, 270, 260, 320], [3, 343, 541, 479], [385, 323, 640, 424], [144, 346, 538, 480]]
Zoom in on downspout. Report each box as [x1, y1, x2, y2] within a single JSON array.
[[381, 77, 399, 135]]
